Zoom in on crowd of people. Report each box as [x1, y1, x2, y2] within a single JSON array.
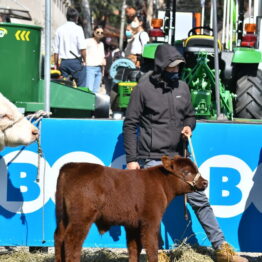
[[53, 6, 149, 95]]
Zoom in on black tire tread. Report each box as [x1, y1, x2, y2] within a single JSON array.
[[235, 70, 262, 119]]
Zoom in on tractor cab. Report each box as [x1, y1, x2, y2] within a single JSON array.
[[183, 26, 223, 69], [184, 26, 222, 54]]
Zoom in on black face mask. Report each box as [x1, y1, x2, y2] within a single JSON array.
[[162, 71, 179, 87]]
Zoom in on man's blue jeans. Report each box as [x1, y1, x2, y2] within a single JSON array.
[[59, 58, 86, 87], [139, 159, 225, 249]]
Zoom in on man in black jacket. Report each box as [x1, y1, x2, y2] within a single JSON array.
[[123, 44, 247, 262]]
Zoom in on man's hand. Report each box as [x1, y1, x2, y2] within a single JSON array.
[[127, 161, 140, 170], [81, 49, 87, 66], [181, 126, 192, 139], [54, 53, 59, 69]]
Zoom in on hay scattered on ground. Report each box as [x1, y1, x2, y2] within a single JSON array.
[[0, 247, 54, 262], [0, 244, 215, 262], [0, 244, 260, 262], [168, 242, 215, 262], [81, 248, 129, 262]]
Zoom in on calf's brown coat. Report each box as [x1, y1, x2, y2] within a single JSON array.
[[55, 155, 208, 262]]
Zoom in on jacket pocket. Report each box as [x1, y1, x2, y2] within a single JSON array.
[[151, 125, 171, 153]]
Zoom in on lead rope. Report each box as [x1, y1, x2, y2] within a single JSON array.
[[37, 121, 46, 244], [29, 110, 51, 245], [27, 110, 51, 183], [4, 110, 50, 245], [183, 135, 198, 221], [183, 138, 189, 221], [187, 135, 198, 166]]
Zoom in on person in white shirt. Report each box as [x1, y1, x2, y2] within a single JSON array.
[[124, 14, 149, 67], [54, 7, 86, 87], [85, 25, 106, 93]]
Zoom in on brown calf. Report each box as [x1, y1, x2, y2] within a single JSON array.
[[54, 155, 208, 262]]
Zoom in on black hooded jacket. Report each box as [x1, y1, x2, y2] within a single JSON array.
[[123, 44, 196, 163]]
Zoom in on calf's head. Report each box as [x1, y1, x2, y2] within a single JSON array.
[[0, 93, 39, 151], [161, 155, 208, 192]]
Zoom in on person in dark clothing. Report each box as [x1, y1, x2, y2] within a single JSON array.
[[123, 44, 247, 262]]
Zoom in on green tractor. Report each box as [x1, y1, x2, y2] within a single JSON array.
[[179, 0, 262, 120], [112, 0, 262, 120]]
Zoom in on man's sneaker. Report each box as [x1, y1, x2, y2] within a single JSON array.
[[215, 242, 248, 262]]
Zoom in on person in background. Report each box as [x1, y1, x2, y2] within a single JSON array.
[[53, 7, 86, 87], [125, 1, 148, 25], [124, 13, 149, 68], [124, 24, 135, 64], [0, 14, 10, 22], [85, 25, 106, 93], [123, 43, 248, 262], [103, 37, 122, 95], [125, 24, 133, 41], [125, 5, 137, 24]]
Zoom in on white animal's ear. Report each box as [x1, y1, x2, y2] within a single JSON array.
[[0, 114, 14, 130], [0, 113, 14, 121], [161, 156, 173, 172]]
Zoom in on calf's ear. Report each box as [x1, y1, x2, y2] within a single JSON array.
[[161, 156, 173, 173], [174, 155, 181, 160]]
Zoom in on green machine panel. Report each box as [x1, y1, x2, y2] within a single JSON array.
[[0, 23, 41, 102], [0, 23, 96, 116]]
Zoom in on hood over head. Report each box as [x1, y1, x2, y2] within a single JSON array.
[[150, 44, 185, 88], [153, 44, 185, 73]]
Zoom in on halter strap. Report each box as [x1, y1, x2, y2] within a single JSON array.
[[185, 172, 201, 188], [172, 170, 201, 191]]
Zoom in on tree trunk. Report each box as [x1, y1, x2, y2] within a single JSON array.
[[72, 0, 92, 38], [146, 0, 154, 28], [119, 0, 126, 51], [80, 0, 92, 38]]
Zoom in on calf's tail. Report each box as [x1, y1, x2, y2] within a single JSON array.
[[55, 166, 68, 262], [55, 167, 67, 226]]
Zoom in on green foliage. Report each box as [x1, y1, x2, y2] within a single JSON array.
[[89, 0, 123, 26]]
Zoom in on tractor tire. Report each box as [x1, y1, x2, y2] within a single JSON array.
[[235, 70, 262, 119]]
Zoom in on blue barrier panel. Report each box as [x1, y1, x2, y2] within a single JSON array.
[[0, 119, 261, 251]]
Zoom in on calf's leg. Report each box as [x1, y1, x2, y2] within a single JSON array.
[[141, 225, 159, 262], [125, 227, 142, 262], [63, 220, 93, 262], [55, 221, 66, 262]]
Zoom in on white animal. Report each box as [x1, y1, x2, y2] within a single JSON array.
[[0, 93, 39, 151]]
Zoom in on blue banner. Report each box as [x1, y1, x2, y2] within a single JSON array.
[[0, 119, 261, 251]]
